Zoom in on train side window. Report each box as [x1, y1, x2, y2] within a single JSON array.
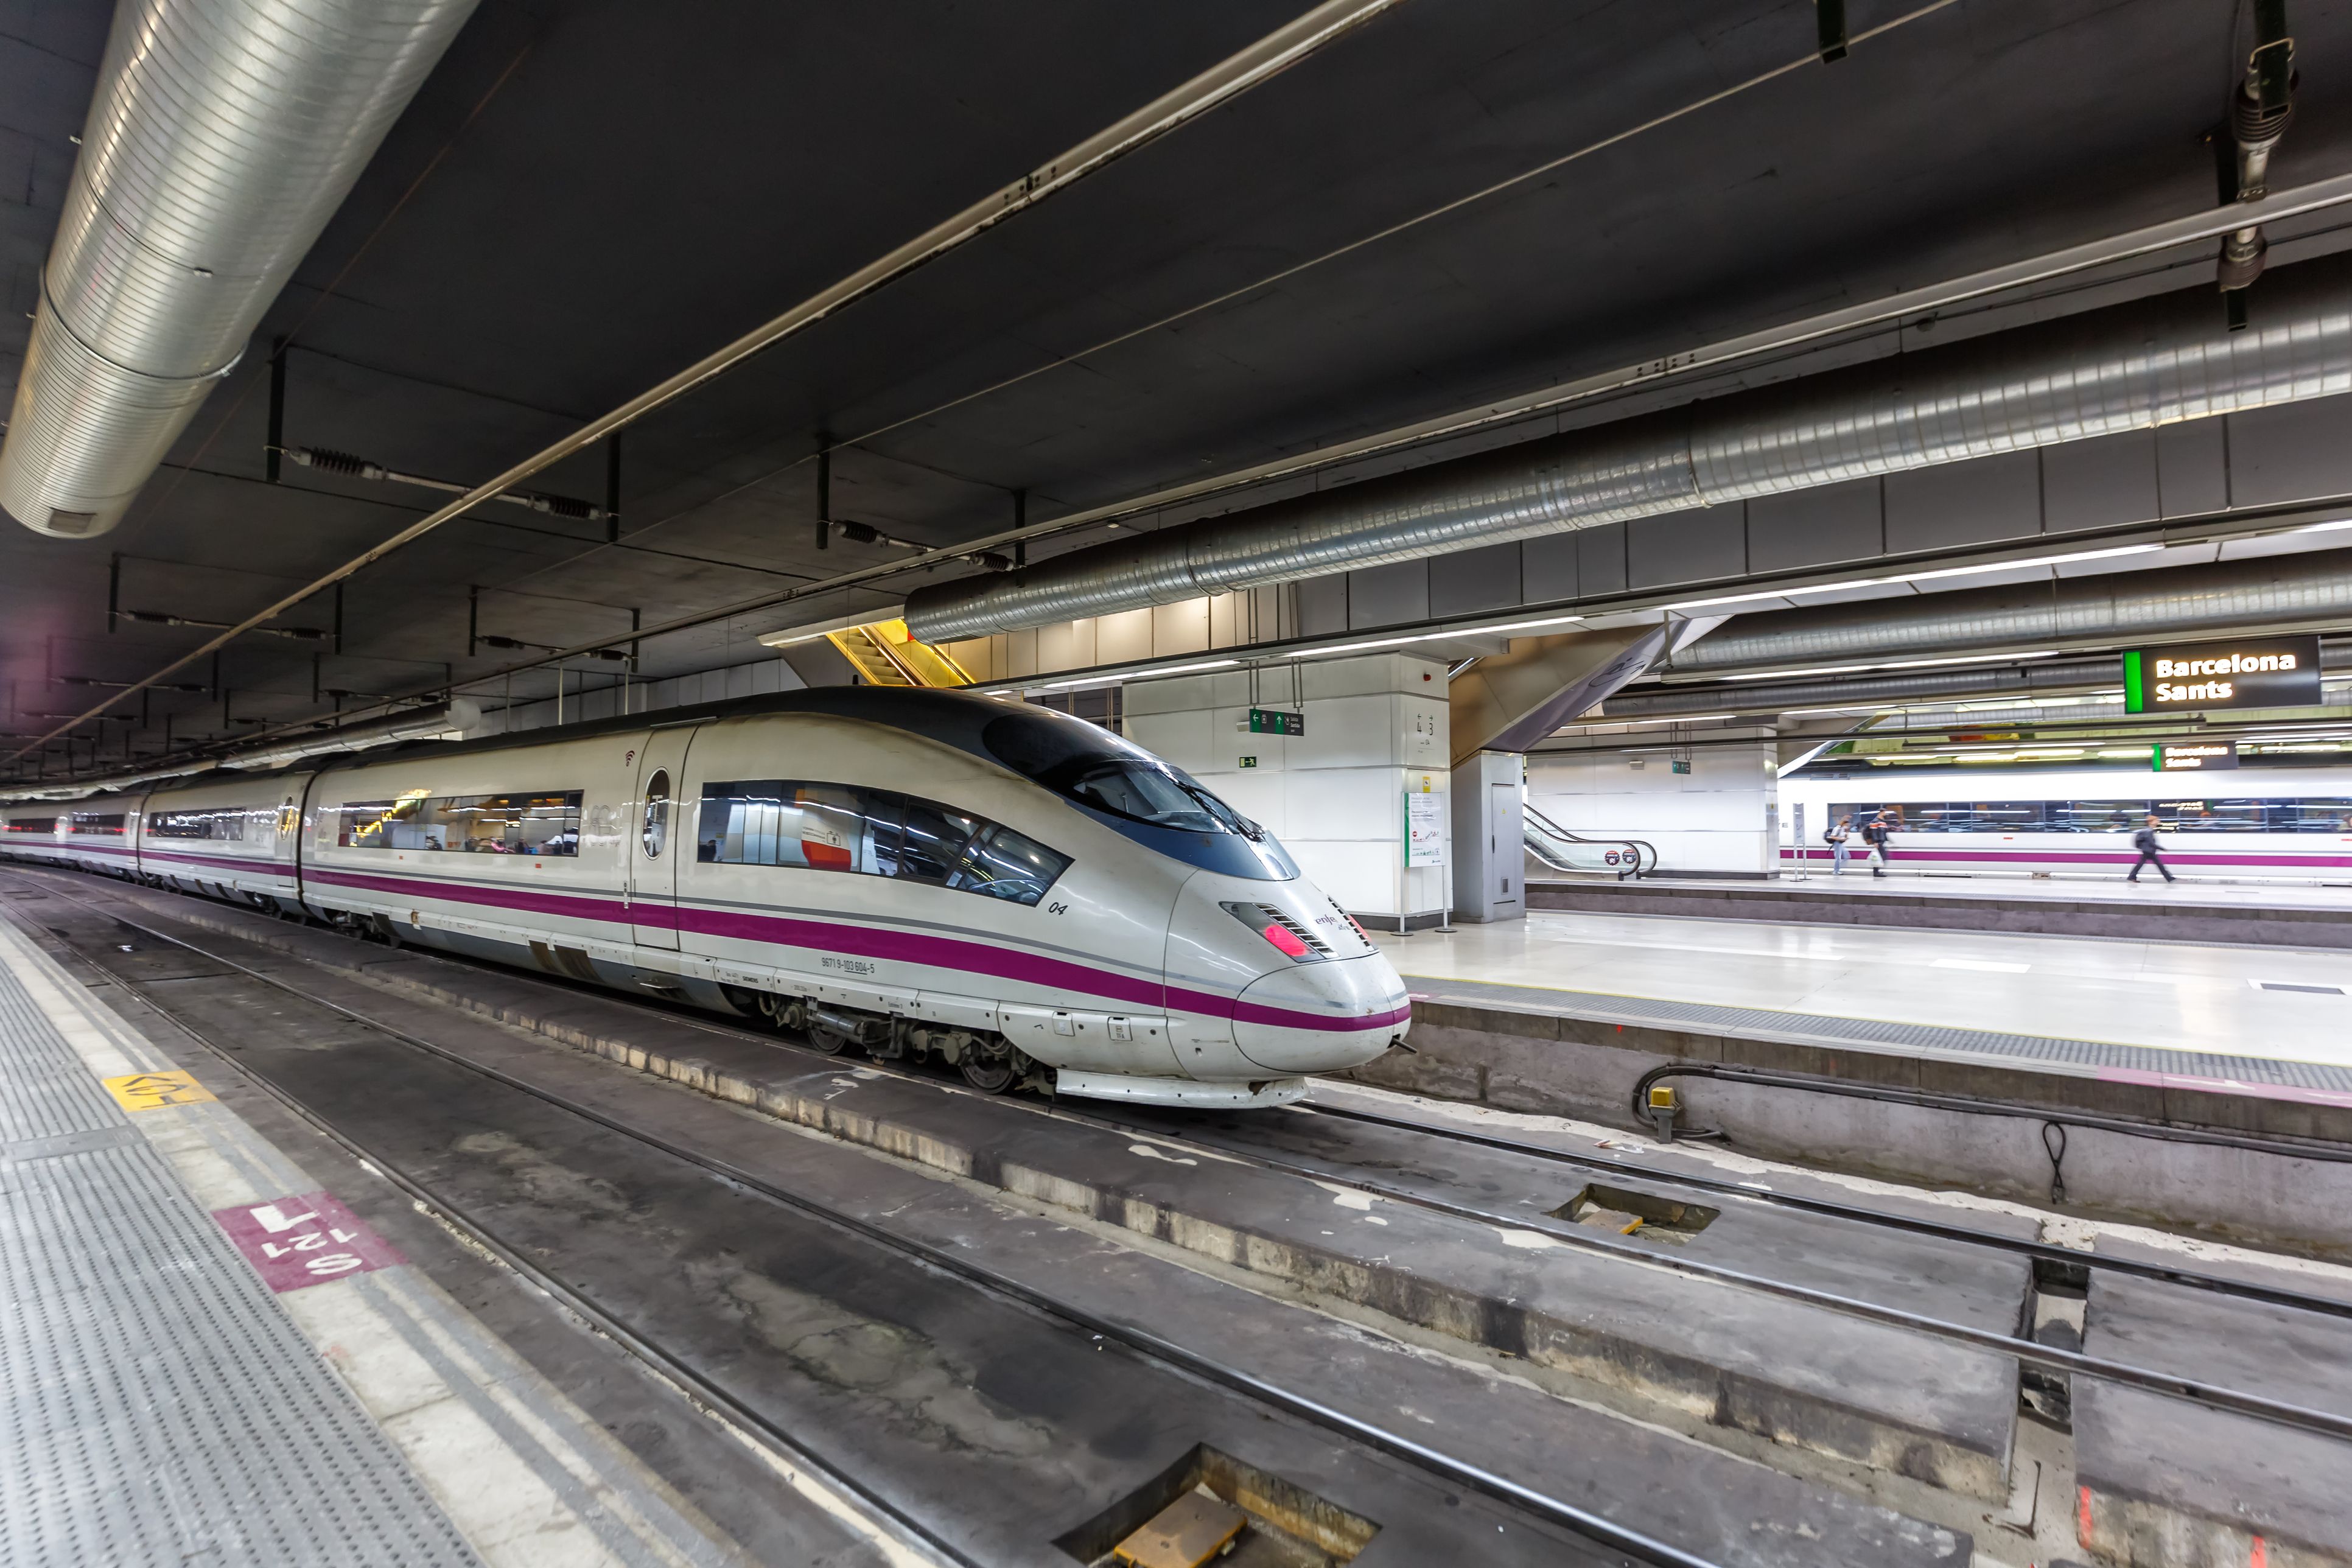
[[891, 796, 981, 885], [699, 779, 1065, 902], [69, 813, 128, 835], [950, 824, 1071, 906], [642, 771, 672, 859]]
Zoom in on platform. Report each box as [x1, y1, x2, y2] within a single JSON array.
[[1530, 871, 2352, 950], [1351, 909, 2352, 1248], [0, 914, 752, 1567]]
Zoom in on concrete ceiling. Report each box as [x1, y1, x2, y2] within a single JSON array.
[[6, 0, 2352, 775]]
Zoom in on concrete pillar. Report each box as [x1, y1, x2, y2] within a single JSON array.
[[1450, 751, 1525, 923], [1125, 653, 1453, 928]]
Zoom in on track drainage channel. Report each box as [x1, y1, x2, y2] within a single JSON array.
[[1553, 1183, 1720, 1243], [1055, 1442, 1381, 1567]]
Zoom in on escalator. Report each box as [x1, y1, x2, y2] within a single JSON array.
[[1523, 802, 1655, 880], [824, 618, 974, 687]]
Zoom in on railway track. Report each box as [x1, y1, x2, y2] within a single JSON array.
[[15, 861, 2352, 1561], [6, 867, 1719, 1568]]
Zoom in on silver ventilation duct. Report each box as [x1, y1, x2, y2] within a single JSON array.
[[906, 256, 2352, 643], [0, 0, 478, 539], [1667, 548, 2352, 676]]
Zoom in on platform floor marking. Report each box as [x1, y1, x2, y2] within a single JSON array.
[[101, 1068, 216, 1111]]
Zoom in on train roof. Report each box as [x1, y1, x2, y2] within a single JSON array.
[[320, 685, 1045, 774]]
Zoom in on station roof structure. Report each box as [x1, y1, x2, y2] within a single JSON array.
[[4, 1, 2351, 782]]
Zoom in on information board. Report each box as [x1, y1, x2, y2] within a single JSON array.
[[1405, 791, 1446, 867], [2124, 635, 2321, 713], [2155, 741, 2238, 772], [1248, 708, 1304, 736]]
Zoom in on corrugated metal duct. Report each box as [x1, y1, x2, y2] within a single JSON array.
[[1665, 548, 2352, 676], [905, 256, 2352, 643], [0, 0, 478, 539]]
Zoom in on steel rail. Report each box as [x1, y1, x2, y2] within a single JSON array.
[[98, 978, 979, 1568], [15, 873, 1727, 1568], [1, 0, 1410, 771], [19, 850, 2352, 1338], [1289, 1099, 2352, 1321]]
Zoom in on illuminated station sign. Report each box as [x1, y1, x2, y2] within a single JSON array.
[[2122, 635, 2322, 714], [2154, 742, 2237, 772]]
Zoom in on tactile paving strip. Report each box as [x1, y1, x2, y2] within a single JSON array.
[[1410, 976, 2352, 1093], [0, 943, 478, 1567]]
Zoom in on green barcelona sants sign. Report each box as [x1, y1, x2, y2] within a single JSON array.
[[2122, 635, 2321, 714]]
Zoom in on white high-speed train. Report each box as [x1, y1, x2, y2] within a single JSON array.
[[0, 689, 1411, 1107], [1779, 765, 2352, 881]]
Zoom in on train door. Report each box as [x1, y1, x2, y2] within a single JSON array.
[[627, 726, 697, 948]]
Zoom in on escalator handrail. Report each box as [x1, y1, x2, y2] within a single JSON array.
[[1521, 802, 1656, 880]]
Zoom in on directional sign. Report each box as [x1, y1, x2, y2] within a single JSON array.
[[102, 1070, 215, 1111]]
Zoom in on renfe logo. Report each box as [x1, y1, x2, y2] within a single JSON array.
[[2124, 635, 2322, 714]]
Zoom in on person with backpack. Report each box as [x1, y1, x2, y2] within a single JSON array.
[[1824, 814, 1853, 876], [1860, 812, 1892, 878], [2129, 813, 2175, 884]]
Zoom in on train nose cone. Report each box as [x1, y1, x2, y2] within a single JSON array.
[[1231, 953, 1410, 1074]]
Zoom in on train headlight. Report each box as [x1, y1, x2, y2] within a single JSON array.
[[1220, 901, 1333, 962]]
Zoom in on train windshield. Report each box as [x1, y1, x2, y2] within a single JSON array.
[[984, 710, 1250, 833], [982, 707, 1297, 880]]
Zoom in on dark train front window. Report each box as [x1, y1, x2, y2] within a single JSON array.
[[984, 709, 1257, 836]]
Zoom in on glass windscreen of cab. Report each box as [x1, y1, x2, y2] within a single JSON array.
[[983, 708, 1256, 835]]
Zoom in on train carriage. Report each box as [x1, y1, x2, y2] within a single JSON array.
[[1780, 766, 2352, 881], [4, 688, 1409, 1108]]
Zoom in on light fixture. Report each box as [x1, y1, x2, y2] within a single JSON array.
[[1661, 545, 2167, 613], [1717, 649, 2063, 682], [1030, 658, 1239, 692]]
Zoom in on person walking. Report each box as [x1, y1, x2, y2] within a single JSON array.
[[1861, 811, 1892, 878], [1825, 814, 1853, 877], [2128, 813, 2175, 884]]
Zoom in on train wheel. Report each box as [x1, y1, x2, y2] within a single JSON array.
[[960, 1054, 1017, 1093], [805, 1023, 852, 1057]]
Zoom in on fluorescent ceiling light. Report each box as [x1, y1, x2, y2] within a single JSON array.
[[1469, 613, 1585, 635], [1665, 579, 1887, 611], [1032, 658, 1237, 691], [2297, 518, 2352, 533], [1288, 635, 1423, 657], [1287, 612, 1586, 658], [1661, 546, 2169, 614], [1896, 544, 2164, 581], [1605, 712, 1740, 726], [1718, 649, 2062, 681]]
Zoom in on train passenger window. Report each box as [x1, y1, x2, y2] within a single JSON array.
[[68, 813, 127, 835], [642, 772, 671, 859], [699, 779, 1068, 905], [150, 807, 247, 841], [334, 791, 581, 855]]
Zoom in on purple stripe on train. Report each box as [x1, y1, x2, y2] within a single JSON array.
[[303, 865, 1407, 1035], [1780, 847, 2352, 868]]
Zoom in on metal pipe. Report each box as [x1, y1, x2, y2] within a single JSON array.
[[0, 0, 480, 537], [1, 0, 1406, 767], [1668, 550, 2352, 675], [906, 254, 2352, 643]]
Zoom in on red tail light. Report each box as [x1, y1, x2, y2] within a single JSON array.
[[1261, 922, 1311, 958]]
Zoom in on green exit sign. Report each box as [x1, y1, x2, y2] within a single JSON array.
[[1248, 708, 1304, 736]]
